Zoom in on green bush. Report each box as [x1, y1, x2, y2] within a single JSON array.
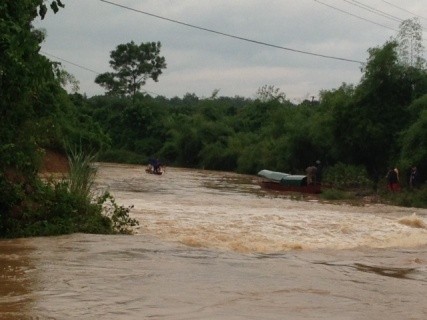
[[324, 163, 372, 189], [382, 185, 427, 208], [1, 149, 139, 238], [320, 188, 357, 201], [98, 192, 138, 234]]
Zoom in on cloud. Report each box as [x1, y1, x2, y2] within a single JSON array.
[[35, 0, 426, 99]]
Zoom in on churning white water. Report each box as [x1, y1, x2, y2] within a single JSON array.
[[97, 164, 427, 253]]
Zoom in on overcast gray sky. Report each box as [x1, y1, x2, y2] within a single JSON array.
[[35, 0, 427, 102]]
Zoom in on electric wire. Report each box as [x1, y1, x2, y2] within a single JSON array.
[[41, 51, 100, 74], [314, 0, 398, 32], [379, 0, 427, 21], [347, 0, 427, 32], [40, 1, 426, 97], [318, 1, 427, 47], [99, 0, 363, 64], [340, 0, 402, 23]]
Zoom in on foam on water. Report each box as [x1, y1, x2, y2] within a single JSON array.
[[95, 163, 427, 253]]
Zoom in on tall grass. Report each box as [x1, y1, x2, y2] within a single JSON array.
[[67, 146, 139, 233], [67, 147, 97, 203]]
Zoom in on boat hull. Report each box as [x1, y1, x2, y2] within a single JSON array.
[[260, 181, 321, 194], [145, 167, 163, 175]]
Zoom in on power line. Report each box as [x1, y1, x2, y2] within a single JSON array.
[[316, 1, 427, 48], [343, 0, 426, 30], [340, 0, 402, 23], [379, 0, 427, 21], [314, 0, 398, 32], [99, 0, 363, 64], [41, 51, 100, 74]]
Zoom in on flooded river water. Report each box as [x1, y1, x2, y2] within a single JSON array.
[[1, 163, 427, 319]]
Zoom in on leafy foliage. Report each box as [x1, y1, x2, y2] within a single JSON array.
[[323, 163, 371, 190], [95, 41, 166, 97], [256, 85, 287, 103], [0, 1, 136, 238], [98, 193, 138, 235], [396, 18, 425, 68], [1, 148, 139, 238], [400, 108, 427, 179]]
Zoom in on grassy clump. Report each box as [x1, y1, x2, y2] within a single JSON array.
[[67, 147, 97, 202], [320, 188, 357, 201], [380, 186, 427, 208]]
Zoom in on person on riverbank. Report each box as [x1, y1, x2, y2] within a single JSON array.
[[305, 165, 317, 185], [409, 166, 419, 189], [386, 167, 399, 192]]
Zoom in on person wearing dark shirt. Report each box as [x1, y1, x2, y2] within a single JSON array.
[[409, 166, 419, 189]]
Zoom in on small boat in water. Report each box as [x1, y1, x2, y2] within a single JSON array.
[[146, 158, 164, 175], [258, 169, 321, 194], [145, 164, 164, 175]]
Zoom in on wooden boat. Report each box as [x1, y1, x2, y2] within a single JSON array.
[[259, 180, 321, 194], [258, 169, 321, 194], [145, 164, 164, 175]]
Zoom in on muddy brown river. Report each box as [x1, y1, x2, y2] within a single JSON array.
[[1, 163, 427, 319]]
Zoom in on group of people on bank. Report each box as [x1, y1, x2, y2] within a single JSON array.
[[386, 165, 420, 192], [304, 160, 421, 192]]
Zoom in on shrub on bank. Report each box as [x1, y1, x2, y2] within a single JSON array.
[[319, 188, 357, 202], [381, 185, 427, 208], [0, 150, 138, 238], [323, 163, 372, 190]]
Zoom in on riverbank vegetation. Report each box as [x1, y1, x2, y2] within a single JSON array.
[[2, 149, 138, 238], [0, 1, 135, 238], [1, 1, 426, 237]]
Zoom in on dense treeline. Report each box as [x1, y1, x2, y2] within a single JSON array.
[[77, 39, 427, 189]]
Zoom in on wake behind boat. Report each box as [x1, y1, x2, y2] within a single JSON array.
[[258, 169, 321, 194]]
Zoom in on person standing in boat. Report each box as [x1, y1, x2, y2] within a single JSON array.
[[147, 157, 162, 174], [153, 158, 162, 174]]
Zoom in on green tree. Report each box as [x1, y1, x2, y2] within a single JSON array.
[[396, 18, 425, 68], [0, 1, 127, 237], [1, 0, 60, 231], [255, 85, 287, 103], [400, 109, 427, 171], [399, 95, 427, 183], [95, 41, 166, 97], [331, 41, 411, 178], [0, 0, 66, 176]]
